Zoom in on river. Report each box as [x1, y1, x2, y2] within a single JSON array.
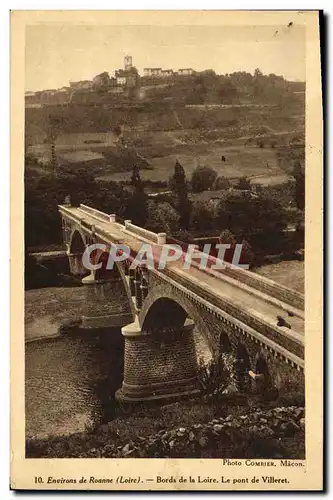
[[25, 328, 125, 439], [25, 287, 211, 440]]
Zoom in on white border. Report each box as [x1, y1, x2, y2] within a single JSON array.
[[3, 3, 328, 499]]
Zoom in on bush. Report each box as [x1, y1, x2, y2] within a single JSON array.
[[239, 238, 255, 267], [236, 176, 251, 190], [216, 191, 289, 255], [146, 201, 180, 234], [191, 166, 218, 193], [190, 201, 215, 232], [219, 229, 236, 245], [171, 229, 193, 244], [214, 176, 230, 190], [197, 356, 228, 395]]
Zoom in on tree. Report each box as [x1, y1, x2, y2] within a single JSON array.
[[239, 239, 255, 267], [190, 201, 215, 232], [146, 201, 180, 234], [217, 229, 237, 264], [169, 160, 191, 229], [113, 125, 122, 137], [45, 115, 63, 168], [218, 81, 238, 103], [292, 162, 305, 211], [123, 165, 148, 226], [219, 229, 236, 245], [214, 176, 230, 190], [236, 176, 251, 190], [216, 191, 289, 254], [24, 157, 131, 249], [186, 76, 207, 104], [191, 166, 218, 193], [131, 164, 144, 193]]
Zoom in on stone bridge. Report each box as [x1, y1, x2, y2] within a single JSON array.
[[59, 203, 304, 403]]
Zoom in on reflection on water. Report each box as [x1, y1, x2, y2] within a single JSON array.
[[25, 328, 211, 440], [25, 330, 124, 439]]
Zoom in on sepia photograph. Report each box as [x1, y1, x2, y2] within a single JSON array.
[[10, 10, 323, 491]]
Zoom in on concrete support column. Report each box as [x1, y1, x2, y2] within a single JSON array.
[[81, 270, 133, 329], [116, 318, 200, 402], [67, 251, 86, 276]]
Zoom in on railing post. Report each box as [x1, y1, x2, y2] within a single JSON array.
[[109, 214, 116, 223], [129, 269, 136, 296], [140, 280, 148, 301], [157, 233, 166, 245], [134, 278, 142, 310]]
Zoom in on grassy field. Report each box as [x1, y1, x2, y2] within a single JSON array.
[[96, 143, 290, 186], [26, 102, 304, 186], [255, 260, 304, 294]]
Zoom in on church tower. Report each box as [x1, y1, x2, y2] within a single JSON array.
[[124, 55, 132, 71]]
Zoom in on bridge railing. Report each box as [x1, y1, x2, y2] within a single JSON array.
[[123, 221, 166, 245], [163, 266, 304, 360], [79, 205, 162, 243], [193, 249, 304, 311], [221, 263, 304, 311], [79, 204, 111, 223]]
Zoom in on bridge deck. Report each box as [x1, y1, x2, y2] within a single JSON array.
[[60, 205, 304, 340], [168, 263, 304, 335]]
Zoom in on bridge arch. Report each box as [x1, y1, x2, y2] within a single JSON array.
[[235, 342, 251, 392], [254, 352, 274, 394], [139, 284, 214, 353], [68, 227, 86, 254], [219, 332, 232, 353]]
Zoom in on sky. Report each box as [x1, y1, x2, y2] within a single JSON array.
[[25, 24, 305, 91]]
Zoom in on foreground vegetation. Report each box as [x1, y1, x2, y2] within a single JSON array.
[[26, 395, 305, 459]]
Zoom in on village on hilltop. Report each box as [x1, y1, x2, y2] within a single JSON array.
[[25, 55, 196, 105]]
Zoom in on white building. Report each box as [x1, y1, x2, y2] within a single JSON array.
[[116, 76, 127, 86], [161, 69, 174, 77], [178, 68, 194, 76], [143, 68, 163, 77]]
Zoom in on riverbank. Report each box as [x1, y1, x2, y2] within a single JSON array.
[[26, 400, 305, 459], [25, 286, 85, 342]]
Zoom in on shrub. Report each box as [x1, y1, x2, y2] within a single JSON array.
[[236, 176, 251, 190], [197, 356, 228, 395], [191, 166, 218, 193], [214, 176, 230, 190], [190, 201, 215, 232], [146, 201, 180, 234]]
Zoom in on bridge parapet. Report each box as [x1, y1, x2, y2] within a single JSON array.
[[122, 221, 166, 245], [202, 251, 304, 310], [79, 204, 111, 223], [221, 264, 304, 310]]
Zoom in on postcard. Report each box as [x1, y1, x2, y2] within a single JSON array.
[[11, 10, 323, 491]]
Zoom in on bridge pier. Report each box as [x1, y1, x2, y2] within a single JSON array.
[[81, 270, 133, 329], [116, 318, 200, 402], [67, 251, 87, 276]]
